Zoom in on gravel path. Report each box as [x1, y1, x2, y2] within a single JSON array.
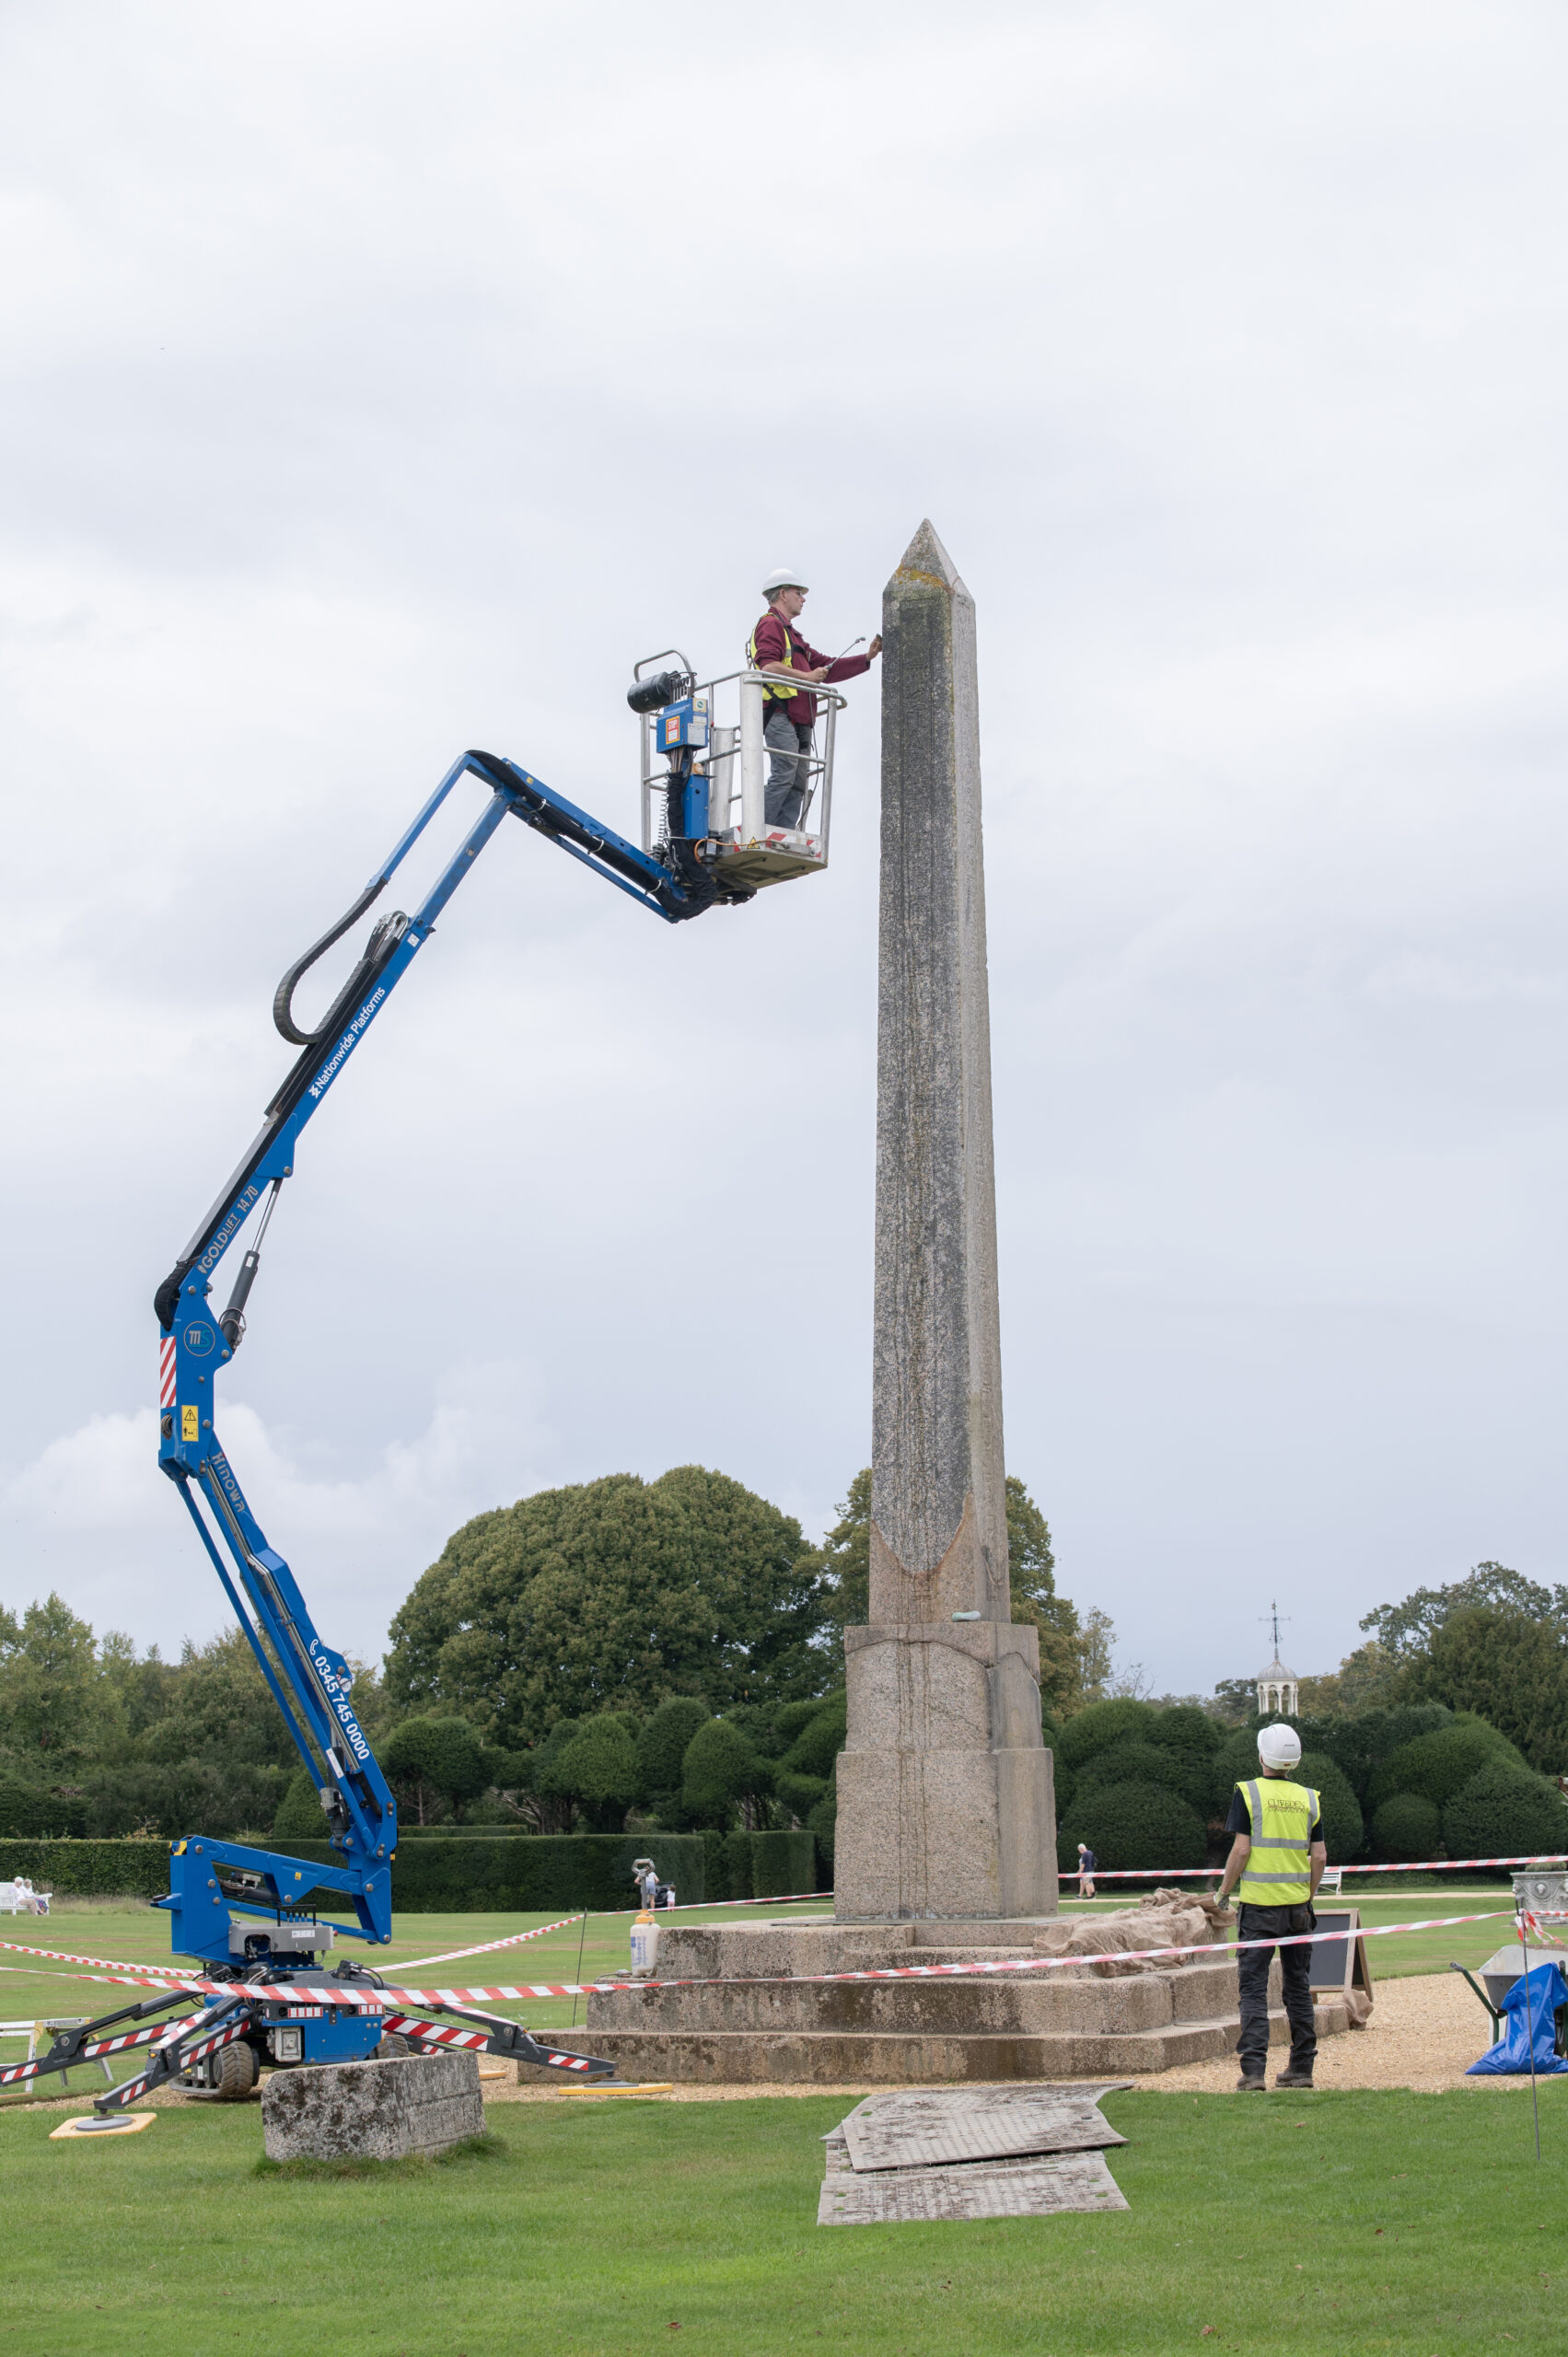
[[1123, 1968, 1524, 2096]]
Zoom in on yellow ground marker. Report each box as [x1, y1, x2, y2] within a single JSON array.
[[51, 2112, 156, 2141]]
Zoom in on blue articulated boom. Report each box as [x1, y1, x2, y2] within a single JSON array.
[[44, 749, 730, 2114]]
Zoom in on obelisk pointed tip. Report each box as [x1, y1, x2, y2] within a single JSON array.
[[887, 519, 965, 601]]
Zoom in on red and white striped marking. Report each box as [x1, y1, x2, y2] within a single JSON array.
[[1083, 1852, 1568, 1880], [159, 1334, 177, 1410], [0, 2017, 186, 2088], [1, 1903, 1546, 2014], [393, 1910, 587, 1972]]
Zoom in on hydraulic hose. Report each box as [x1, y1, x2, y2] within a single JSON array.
[[273, 877, 389, 1046]]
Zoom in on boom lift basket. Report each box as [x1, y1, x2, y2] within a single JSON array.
[[634, 653, 847, 893]]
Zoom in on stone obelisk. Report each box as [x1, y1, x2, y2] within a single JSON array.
[[834, 522, 1058, 1922]]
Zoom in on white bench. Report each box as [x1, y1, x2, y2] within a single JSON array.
[[0, 2016, 113, 2086], [0, 1882, 51, 1914]]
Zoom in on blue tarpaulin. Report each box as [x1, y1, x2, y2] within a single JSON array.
[[1467, 1958, 1568, 2075]]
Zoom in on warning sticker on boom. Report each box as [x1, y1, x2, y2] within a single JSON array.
[[180, 1406, 200, 1442]]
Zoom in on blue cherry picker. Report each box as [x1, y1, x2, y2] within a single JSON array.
[[23, 652, 854, 2118]]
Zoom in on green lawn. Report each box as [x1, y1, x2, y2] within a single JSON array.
[[0, 2084, 1562, 2354], [0, 1888, 1527, 2101]]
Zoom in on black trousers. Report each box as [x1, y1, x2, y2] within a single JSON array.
[[1237, 1902, 1317, 2076]]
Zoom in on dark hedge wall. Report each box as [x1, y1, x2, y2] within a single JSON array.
[[0, 1834, 706, 1913], [0, 1827, 816, 1913], [0, 1839, 170, 1897]]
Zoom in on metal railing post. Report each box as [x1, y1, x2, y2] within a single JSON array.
[[739, 678, 765, 842]]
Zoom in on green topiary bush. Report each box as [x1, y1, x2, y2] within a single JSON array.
[[1366, 1722, 1525, 1815], [1295, 1752, 1365, 1863], [635, 1697, 712, 1829], [1056, 1700, 1159, 1771], [1059, 1781, 1207, 1874], [1146, 1704, 1223, 1768], [1369, 1792, 1442, 1863], [1442, 1765, 1568, 1864], [1074, 1740, 1209, 1815], [1213, 1727, 1272, 1817], [273, 1770, 326, 1842]]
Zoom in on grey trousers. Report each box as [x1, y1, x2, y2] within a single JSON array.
[[1237, 1902, 1318, 2077], [764, 709, 813, 827]]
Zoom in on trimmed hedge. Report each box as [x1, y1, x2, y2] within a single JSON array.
[[0, 1835, 709, 1913], [0, 1840, 170, 1898], [750, 1829, 815, 1899], [1365, 1722, 1523, 1815], [699, 1828, 817, 1903], [1059, 1782, 1207, 1873], [1297, 1752, 1365, 1864], [1442, 1765, 1568, 1862], [1056, 1700, 1159, 1771], [1370, 1792, 1441, 1863], [1075, 1740, 1210, 1815]]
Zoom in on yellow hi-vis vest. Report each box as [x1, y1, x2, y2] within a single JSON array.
[[749, 617, 799, 702], [1236, 1776, 1318, 1905]]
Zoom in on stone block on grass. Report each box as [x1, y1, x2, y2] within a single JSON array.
[[261, 2051, 483, 2163]]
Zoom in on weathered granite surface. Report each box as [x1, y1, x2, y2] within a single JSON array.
[[571, 1906, 1352, 2083], [836, 520, 1055, 1922], [261, 2050, 483, 2163]]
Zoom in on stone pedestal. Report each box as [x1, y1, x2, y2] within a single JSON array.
[[574, 1920, 1352, 2084], [836, 519, 1055, 1923], [261, 2050, 483, 2163]]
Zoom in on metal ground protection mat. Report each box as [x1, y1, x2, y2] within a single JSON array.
[[841, 2082, 1130, 2173], [819, 2131, 1128, 2226], [818, 2082, 1132, 2227]]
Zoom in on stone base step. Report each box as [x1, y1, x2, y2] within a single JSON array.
[[541, 2003, 1346, 2086]]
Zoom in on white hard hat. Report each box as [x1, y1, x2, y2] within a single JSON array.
[[761, 567, 809, 596], [1257, 1723, 1302, 1770]]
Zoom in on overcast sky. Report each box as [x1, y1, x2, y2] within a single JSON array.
[[3, 2, 1566, 1700]]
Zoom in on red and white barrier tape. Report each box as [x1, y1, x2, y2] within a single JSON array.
[[47, 1901, 1516, 2009], [0, 2016, 190, 2090], [389, 1910, 587, 1972], [1079, 1852, 1568, 1880], [8, 1873, 1562, 2017], [6, 1902, 1559, 2024]]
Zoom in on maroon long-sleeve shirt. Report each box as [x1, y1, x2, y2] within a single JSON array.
[[749, 610, 871, 725]]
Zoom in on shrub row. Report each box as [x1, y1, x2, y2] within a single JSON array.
[[0, 1829, 822, 1913], [0, 1839, 171, 1898], [699, 1828, 817, 1904], [1049, 1695, 1568, 1872]]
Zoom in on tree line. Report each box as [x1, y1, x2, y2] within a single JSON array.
[[0, 1462, 1103, 1848]]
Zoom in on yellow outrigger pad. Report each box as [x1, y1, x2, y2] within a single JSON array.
[[50, 2111, 156, 2141]]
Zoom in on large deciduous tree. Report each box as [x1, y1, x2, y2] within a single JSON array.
[[1397, 1606, 1568, 1773], [385, 1466, 831, 1745], [813, 1469, 1100, 1716]]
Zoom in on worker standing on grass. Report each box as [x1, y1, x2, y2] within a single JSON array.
[[1213, 1722, 1326, 2093], [749, 570, 881, 827]]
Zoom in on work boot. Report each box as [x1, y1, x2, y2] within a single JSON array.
[[1235, 2072, 1267, 2093], [1273, 2067, 1315, 2089]]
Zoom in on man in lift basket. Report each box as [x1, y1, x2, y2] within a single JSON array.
[[748, 569, 881, 827], [1214, 1720, 1327, 2093]]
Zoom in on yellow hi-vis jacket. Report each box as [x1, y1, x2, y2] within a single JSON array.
[[1235, 1776, 1319, 1906], [748, 619, 799, 702]]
